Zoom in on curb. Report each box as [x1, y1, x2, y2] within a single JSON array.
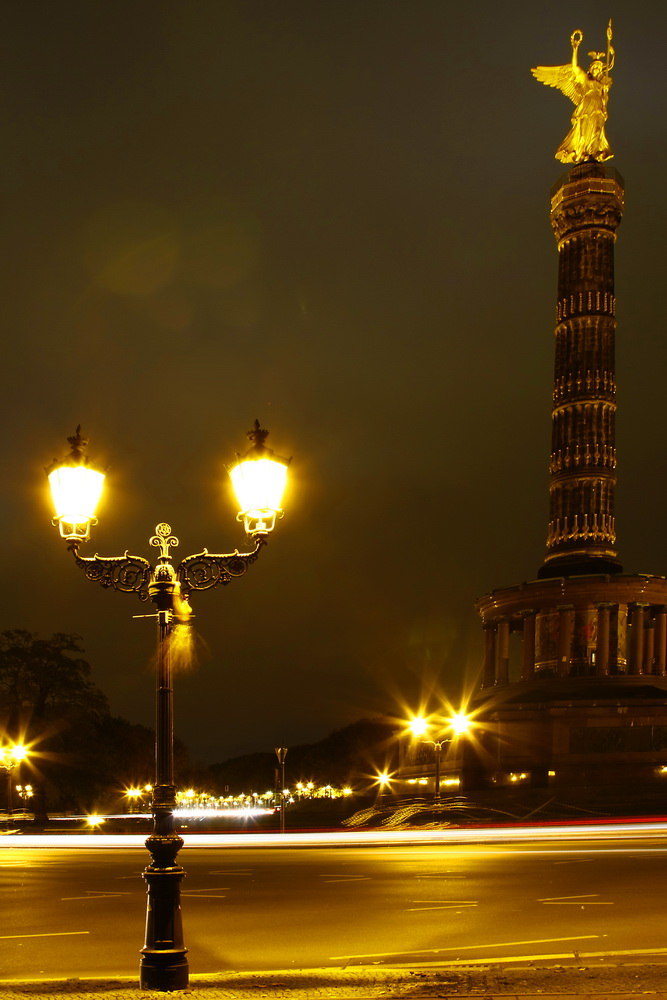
[[2, 961, 667, 999]]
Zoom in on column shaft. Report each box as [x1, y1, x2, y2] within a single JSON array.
[[483, 625, 497, 688], [644, 620, 656, 675], [539, 164, 624, 579], [496, 620, 510, 686], [596, 603, 611, 676], [629, 604, 646, 675], [557, 606, 573, 677], [655, 607, 667, 675], [521, 612, 536, 681]]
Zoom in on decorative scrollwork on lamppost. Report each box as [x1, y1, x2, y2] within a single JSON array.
[[46, 421, 290, 993]]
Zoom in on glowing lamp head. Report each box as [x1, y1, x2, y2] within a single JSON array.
[[46, 427, 105, 543], [0, 744, 28, 770], [448, 711, 471, 737], [229, 420, 290, 535], [408, 716, 429, 738]]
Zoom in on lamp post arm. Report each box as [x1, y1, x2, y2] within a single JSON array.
[[176, 536, 266, 598], [420, 738, 453, 751], [70, 547, 152, 601]]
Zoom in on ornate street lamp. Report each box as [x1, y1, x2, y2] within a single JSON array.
[[407, 712, 470, 802], [0, 744, 28, 825], [46, 421, 290, 992]]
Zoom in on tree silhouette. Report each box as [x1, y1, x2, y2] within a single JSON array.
[[0, 630, 196, 816], [0, 630, 110, 814], [0, 629, 108, 733]]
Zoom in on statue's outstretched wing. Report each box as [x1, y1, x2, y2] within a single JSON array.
[[531, 63, 585, 105]]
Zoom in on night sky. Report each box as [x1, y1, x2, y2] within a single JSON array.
[[3, 1, 667, 765]]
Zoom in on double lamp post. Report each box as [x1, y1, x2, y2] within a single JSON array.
[[46, 421, 290, 992], [0, 743, 28, 825], [408, 712, 470, 802]]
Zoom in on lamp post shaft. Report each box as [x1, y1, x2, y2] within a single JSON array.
[[274, 746, 288, 834], [140, 580, 188, 991], [434, 744, 442, 803], [280, 759, 286, 833], [155, 609, 175, 799]]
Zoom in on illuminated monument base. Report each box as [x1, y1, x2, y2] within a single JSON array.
[[470, 573, 667, 789]]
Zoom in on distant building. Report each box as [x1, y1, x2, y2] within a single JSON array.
[[467, 162, 667, 790]]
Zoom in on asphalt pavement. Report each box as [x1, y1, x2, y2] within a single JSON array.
[[2, 960, 667, 999]]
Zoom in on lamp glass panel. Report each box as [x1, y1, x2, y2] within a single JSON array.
[[48, 465, 105, 522], [230, 458, 287, 515]]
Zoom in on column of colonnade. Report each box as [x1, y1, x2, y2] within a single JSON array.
[[480, 602, 667, 688], [629, 604, 647, 675], [521, 611, 536, 681], [596, 603, 611, 675]]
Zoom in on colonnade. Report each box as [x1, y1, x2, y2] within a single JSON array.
[[482, 602, 667, 688]]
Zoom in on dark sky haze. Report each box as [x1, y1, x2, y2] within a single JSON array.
[[2, 1, 667, 765]]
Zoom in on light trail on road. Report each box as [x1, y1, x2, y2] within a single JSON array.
[[330, 934, 602, 961], [2, 819, 667, 849]]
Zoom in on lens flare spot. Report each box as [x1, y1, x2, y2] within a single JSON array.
[[82, 200, 179, 296]]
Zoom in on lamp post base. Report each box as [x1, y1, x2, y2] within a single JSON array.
[[140, 834, 188, 991], [139, 949, 189, 992]]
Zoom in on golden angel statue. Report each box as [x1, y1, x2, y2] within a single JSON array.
[[531, 21, 614, 163]]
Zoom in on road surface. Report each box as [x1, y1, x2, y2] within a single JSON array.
[[1, 826, 667, 980]]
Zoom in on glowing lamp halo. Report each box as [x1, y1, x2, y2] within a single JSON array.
[[448, 711, 471, 737], [229, 420, 290, 535], [407, 716, 429, 738], [46, 427, 105, 543]]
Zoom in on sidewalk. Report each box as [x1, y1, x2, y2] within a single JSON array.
[[1, 961, 667, 999]]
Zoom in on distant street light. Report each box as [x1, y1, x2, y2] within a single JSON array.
[[274, 746, 288, 833], [0, 744, 28, 824], [15, 783, 33, 814], [47, 421, 290, 992], [376, 771, 392, 802], [407, 712, 471, 802], [125, 788, 145, 813]]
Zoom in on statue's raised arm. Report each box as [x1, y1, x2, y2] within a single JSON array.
[[531, 21, 614, 164]]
